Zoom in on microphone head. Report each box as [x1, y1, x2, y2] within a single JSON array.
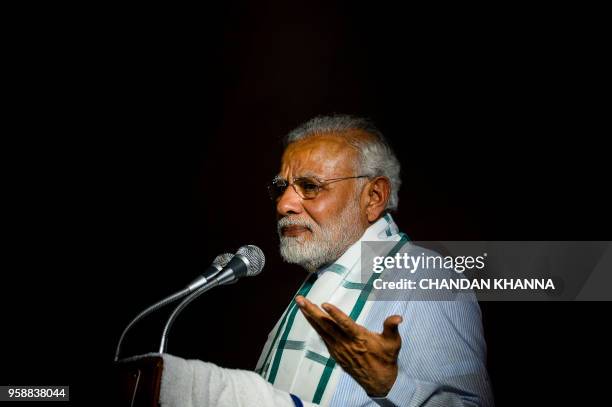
[[236, 245, 265, 276], [213, 253, 233, 268]]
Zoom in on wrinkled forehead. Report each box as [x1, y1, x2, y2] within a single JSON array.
[[280, 134, 359, 178]]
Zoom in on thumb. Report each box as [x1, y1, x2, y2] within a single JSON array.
[[382, 315, 403, 341]]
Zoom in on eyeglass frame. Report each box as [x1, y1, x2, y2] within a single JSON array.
[[267, 174, 371, 201]]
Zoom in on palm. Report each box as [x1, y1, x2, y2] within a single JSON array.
[[295, 295, 403, 397]]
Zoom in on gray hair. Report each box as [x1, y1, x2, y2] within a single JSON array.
[[285, 115, 401, 211]]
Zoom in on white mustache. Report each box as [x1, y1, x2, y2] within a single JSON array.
[[277, 217, 315, 234]]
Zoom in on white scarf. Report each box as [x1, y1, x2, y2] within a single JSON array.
[[255, 214, 408, 405]]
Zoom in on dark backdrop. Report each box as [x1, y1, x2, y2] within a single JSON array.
[[2, 2, 610, 406]]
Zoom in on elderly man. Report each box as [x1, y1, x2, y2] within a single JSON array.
[[157, 115, 492, 407], [254, 115, 493, 406]]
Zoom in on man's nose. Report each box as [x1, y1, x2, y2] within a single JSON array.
[[276, 184, 303, 216]]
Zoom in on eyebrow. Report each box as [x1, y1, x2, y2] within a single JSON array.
[[275, 171, 323, 180], [296, 171, 322, 179]]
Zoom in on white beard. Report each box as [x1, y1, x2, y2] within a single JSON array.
[[277, 197, 364, 272]]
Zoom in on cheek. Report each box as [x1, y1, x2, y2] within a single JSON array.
[[302, 201, 327, 226], [303, 196, 345, 226]]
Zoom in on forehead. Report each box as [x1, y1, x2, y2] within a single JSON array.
[[281, 134, 358, 177]]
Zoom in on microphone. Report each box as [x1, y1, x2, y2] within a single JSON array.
[[186, 253, 234, 291], [114, 253, 233, 362], [210, 244, 265, 286], [158, 245, 265, 353]]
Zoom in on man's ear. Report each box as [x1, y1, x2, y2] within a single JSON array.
[[364, 177, 391, 222]]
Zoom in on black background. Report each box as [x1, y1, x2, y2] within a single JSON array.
[[1, 2, 610, 406]]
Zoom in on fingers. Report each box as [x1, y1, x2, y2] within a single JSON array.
[[301, 312, 337, 344], [295, 296, 343, 340], [297, 296, 360, 338], [321, 302, 362, 338], [297, 296, 402, 346], [295, 296, 327, 319], [382, 315, 403, 342]]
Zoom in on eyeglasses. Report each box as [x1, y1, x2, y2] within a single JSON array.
[[267, 175, 370, 201]]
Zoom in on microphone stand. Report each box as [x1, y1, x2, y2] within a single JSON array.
[[158, 279, 222, 353], [114, 287, 191, 362]]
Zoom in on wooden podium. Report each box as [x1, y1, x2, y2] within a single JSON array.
[[114, 355, 164, 407]]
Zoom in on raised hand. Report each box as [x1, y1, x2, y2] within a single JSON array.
[[295, 295, 403, 397]]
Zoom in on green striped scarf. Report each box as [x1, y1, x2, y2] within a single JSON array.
[[255, 214, 408, 405]]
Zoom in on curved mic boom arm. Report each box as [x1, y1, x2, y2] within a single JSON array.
[[114, 287, 191, 362], [158, 280, 222, 353]]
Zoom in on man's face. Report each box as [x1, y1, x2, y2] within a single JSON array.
[[276, 134, 369, 271]]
